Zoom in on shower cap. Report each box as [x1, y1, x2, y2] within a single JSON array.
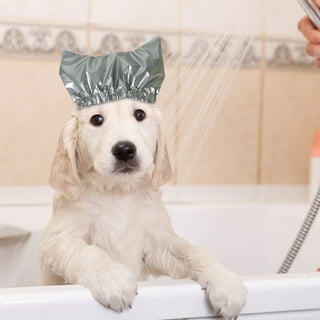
[[59, 37, 165, 109]]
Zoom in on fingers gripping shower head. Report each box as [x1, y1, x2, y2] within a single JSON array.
[[59, 37, 165, 109]]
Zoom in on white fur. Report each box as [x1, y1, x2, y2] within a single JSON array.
[[41, 99, 247, 319]]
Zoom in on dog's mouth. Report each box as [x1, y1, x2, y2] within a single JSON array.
[[113, 159, 139, 174]]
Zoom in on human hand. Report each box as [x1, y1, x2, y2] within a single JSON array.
[[298, 0, 320, 67]]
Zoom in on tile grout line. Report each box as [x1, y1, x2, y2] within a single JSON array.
[[86, 0, 92, 54], [174, 0, 183, 184], [257, 29, 267, 185]]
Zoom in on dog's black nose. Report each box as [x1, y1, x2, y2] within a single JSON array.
[[112, 141, 137, 162]]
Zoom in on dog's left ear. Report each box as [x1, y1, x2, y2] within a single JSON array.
[[151, 121, 173, 191], [49, 115, 81, 200]]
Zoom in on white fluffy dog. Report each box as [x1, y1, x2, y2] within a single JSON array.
[[41, 99, 246, 320]]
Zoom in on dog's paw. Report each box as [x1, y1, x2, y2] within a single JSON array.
[[204, 269, 247, 320], [82, 264, 137, 312]]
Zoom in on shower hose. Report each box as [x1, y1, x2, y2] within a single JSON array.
[[278, 186, 320, 274]]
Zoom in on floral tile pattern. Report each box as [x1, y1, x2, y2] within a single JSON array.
[[0, 22, 314, 69], [0, 23, 87, 57]]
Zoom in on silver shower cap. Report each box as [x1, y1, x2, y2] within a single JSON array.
[[59, 37, 165, 109]]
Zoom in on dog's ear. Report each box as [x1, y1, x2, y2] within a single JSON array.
[[151, 121, 173, 191], [49, 115, 81, 200]]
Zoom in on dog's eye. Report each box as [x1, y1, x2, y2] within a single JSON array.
[[134, 109, 146, 121], [90, 114, 104, 126]]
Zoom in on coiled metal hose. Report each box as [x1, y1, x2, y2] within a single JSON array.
[[278, 186, 320, 274]]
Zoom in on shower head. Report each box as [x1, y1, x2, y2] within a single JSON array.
[[297, 0, 320, 30]]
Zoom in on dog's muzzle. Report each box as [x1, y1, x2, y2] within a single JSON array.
[[111, 141, 139, 173]]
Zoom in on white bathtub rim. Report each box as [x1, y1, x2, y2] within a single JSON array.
[[1, 274, 320, 320]]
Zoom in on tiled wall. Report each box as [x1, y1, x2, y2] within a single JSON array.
[[0, 0, 320, 186]]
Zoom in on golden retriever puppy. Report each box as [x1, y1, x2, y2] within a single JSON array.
[[41, 99, 246, 320]]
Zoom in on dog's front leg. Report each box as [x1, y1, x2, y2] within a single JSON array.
[[41, 216, 137, 312], [144, 234, 246, 320]]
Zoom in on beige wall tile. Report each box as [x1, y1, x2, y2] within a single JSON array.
[[90, 0, 180, 32], [0, 0, 89, 25], [174, 68, 261, 184], [0, 58, 74, 185], [265, 0, 305, 40], [261, 69, 320, 184], [181, 0, 264, 36]]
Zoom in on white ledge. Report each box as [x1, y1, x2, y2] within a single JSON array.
[[0, 185, 309, 206], [1, 274, 320, 320]]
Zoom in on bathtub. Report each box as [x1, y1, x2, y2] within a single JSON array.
[[1, 185, 320, 319]]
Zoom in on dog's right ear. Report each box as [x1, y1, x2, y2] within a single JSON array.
[[151, 118, 173, 191], [49, 115, 81, 201]]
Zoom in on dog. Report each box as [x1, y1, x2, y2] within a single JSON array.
[[41, 98, 247, 320]]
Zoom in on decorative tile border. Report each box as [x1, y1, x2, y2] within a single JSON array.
[[266, 39, 314, 69], [91, 30, 261, 68], [0, 22, 315, 69], [90, 28, 180, 64], [0, 22, 87, 57]]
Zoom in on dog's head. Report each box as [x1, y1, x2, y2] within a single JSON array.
[[50, 99, 172, 199]]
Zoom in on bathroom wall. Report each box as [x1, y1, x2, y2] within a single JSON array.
[[0, 0, 320, 186]]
